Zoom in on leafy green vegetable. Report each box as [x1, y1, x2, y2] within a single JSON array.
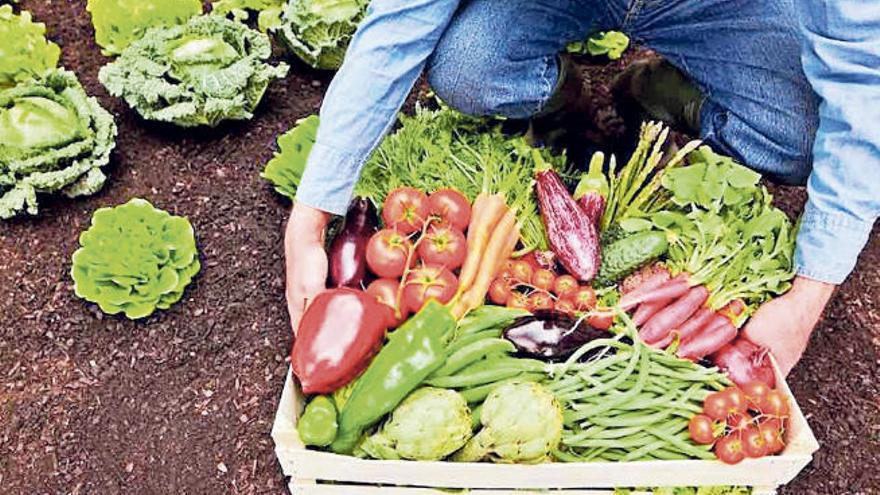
[[275, 0, 368, 70], [261, 114, 319, 199], [86, 0, 202, 56], [453, 381, 563, 464], [568, 31, 630, 60], [359, 387, 472, 461], [211, 0, 285, 32], [0, 5, 61, 88], [1, 69, 117, 219], [99, 14, 289, 127], [71, 198, 201, 319]]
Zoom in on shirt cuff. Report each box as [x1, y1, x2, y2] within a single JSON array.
[[294, 142, 364, 216], [795, 202, 874, 284]]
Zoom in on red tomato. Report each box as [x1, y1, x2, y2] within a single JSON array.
[[488, 278, 512, 305], [428, 189, 471, 231], [527, 292, 554, 311], [759, 424, 786, 455], [587, 311, 613, 330], [508, 260, 534, 284], [759, 389, 790, 417], [741, 381, 772, 411], [507, 292, 530, 310], [760, 416, 785, 433], [554, 298, 576, 315], [714, 435, 745, 465], [552, 275, 578, 298], [741, 426, 768, 458], [723, 387, 748, 415], [726, 411, 753, 431], [417, 226, 467, 270], [383, 187, 429, 233], [402, 264, 459, 313], [531, 269, 556, 292], [702, 391, 732, 421], [573, 286, 597, 311], [365, 278, 408, 327], [688, 414, 717, 445], [366, 229, 414, 278]]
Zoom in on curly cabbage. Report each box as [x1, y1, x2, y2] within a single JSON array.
[[86, 0, 202, 56], [360, 388, 472, 461], [71, 198, 201, 319], [0, 69, 116, 219], [211, 0, 285, 32], [99, 15, 289, 127], [0, 5, 61, 88], [275, 0, 368, 70]]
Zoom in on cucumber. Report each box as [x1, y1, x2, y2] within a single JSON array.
[[595, 231, 668, 286]]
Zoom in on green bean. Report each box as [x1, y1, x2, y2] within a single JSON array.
[[425, 360, 546, 388], [620, 439, 669, 462], [459, 372, 543, 403], [566, 349, 650, 422], [433, 339, 516, 377], [650, 448, 691, 461], [588, 408, 674, 428], [559, 341, 642, 402], [564, 432, 656, 449], [456, 306, 528, 336], [644, 426, 715, 460], [446, 328, 503, 355], [547, 351, 633, 392], [555, 335, 627, 376]]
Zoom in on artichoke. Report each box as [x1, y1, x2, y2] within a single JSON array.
[[71, 198, 201, 319], [360, 387, 472, 461], [453, 381, 562, 464]]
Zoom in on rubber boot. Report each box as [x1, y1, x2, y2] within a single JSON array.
[[526, 54, 595, 150]]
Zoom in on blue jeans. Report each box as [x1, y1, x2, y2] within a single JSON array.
[[426, 0, 820, 186]]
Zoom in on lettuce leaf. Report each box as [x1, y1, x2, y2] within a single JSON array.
[[86, 0, 202, 56], [261, 114, 319, 199], [275, 0, 368, 70], [71, 198, 201, 319], [211, 0, 285, 32], [0, 69, 117, 219], [0, 5, 61, 88], [99, 14, 289, 127]]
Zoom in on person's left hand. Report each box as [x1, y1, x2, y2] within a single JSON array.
[[741, 276, 836, 377]]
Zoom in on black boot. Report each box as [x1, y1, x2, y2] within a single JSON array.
[[611, 56, 704, 135]]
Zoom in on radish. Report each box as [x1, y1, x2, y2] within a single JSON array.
[[638, 285, 709, 344], [675, 307, 715, 343], [621, 266, 671, 297], [712, 338, 776, 387], [676, 314, 737, 360], [620, 273, 689, 311], [632, 297, 674, 327]]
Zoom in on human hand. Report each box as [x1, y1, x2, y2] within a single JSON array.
[[741, 276, 836, 377], [285, 201, 330, 336]]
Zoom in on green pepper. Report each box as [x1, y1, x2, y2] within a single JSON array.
[[330, 301, 456, 454], [297, 396, 338, 447]]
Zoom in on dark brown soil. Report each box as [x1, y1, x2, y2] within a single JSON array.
[[1, 2, 877, 494]]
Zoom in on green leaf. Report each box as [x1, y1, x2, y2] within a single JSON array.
[[86, 0, 203, 56], [71, 198, 201, 320], [568, 31, 630, 60], [0, 5, 60, 88], [275, 0, 368, 70], [261, 114, 320, 199], [211, 0, 285, 32]]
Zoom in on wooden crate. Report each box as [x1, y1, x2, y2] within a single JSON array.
[[272, 360, 818, 495]]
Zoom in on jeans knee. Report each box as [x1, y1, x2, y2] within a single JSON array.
[[427, 45, 504, 116]]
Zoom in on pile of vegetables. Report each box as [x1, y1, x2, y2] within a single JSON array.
[[71, 198, 201, 319], [1, 69, 117, 219], [275, 0, 368, 70]]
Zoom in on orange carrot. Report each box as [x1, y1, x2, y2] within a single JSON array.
[[457, 193, 506, 293], [460, 208, 517, 313]]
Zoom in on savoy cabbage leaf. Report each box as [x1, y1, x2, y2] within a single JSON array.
[[211, 0, 285, 32], [99, 14, 289, 127], [0, 69, 117, 219], [275, 0, 368, 70], [86, 0, 203, 56], [0, 5, 61, 88], [71, 198, 201, 320]]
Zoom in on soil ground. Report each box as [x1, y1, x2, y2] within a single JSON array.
[[1, 2, 878, 494]]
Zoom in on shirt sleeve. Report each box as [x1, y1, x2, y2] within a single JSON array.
[[794, 2, 880, 284], [295, 0, 461, 215]]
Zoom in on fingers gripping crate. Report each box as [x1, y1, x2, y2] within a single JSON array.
[[272, 363, 818, 495]]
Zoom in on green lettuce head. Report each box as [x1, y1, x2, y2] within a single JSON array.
[[360, 387, 472, 461], [0, 69, 117, 219], [87, 0, 203, 56], [453, 381, 563, 464], [0, 5, 61, 88], [99, 14, 289, 127], [275, 0, 368, 70], [71, 198, 201, 319]]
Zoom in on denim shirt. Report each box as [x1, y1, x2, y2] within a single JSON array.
[[296, 0, 878, 285]]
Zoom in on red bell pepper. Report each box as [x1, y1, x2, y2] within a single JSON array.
[[292, 288, 389, 394]]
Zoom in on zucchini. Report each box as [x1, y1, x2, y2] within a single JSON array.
[[595, 231, 668, 286]]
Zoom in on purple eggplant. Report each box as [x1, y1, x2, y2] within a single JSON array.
[[328, 198, 378, 288], [503, 310, 607, 361]]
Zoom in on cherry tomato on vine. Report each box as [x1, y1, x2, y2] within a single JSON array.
[[741, 381, 772, 411], [428, 189, 471, 231], [573, 286, 597, 311], [554, 298, 576, 315], [552, 275, 578, 299], [726, 411, 753, 431], [702, 391, 732, 421], [723, 387, 748, 415], [714, 435, 745, 465], [531, 269, 556, 292], [508, 260, 534, 284], [759, 424, 786, 454], [507, 292, 529, 310], [587, 311, 613, 330], [417, 225, 467, 269], [366, 229, 414, 278], [759, 390, 790, 417], [488, 278, 512, 305], [383, 187, 429, 233], [688, 414, 717, 445], [741, 426, 768, 458], [527, 292, 554, 311]]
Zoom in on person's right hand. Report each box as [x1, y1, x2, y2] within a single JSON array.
[[285, 201, 330, 336]]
